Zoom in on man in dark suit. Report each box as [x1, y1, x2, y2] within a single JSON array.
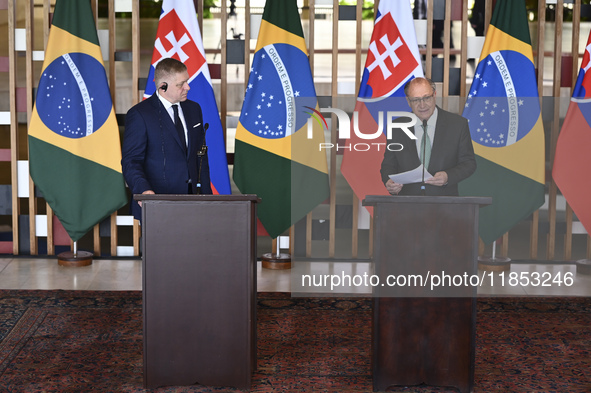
[[380, 77, 476, 196], [122, 58, 212, 220]]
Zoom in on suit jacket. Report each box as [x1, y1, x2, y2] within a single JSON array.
[[121, 93, 212, 220], [380, 107, 476, 196]]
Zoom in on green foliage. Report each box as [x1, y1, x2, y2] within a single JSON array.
[[525, 0, 591, 22], [338, 0, 374, 20], [98, 0, 217, 19], [203, 0, 217, 19]]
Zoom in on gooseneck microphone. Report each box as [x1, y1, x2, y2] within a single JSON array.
[[195, 123, 209, 195], [420, 119, 428, 196]]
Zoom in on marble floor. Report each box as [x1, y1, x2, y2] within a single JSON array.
[[0, 257, 590, 297]]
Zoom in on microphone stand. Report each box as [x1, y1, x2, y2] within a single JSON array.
[[420, 119, 427, 196], [195, 123, 209, 195]]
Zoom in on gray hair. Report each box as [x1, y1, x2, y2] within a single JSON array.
[[404, 77, 436, 97]]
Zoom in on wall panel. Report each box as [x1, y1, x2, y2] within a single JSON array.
[[1, 0, 588, 261]]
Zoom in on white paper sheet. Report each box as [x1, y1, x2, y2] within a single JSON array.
[[388, 165, 433, 184]]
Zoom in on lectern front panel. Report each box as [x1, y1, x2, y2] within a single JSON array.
[[141, 197, 257, 390], [364, 196, 490, 393]]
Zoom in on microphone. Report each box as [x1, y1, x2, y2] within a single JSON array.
[[420, 119, 427, 196], [197, 123, 209, 157], [195, 123, 209, 195], [160, 82, 168, 92]]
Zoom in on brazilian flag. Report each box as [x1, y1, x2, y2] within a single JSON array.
[[28, 0, 127, 242], [233, 0, 329, 238], [459, 0, 545, 244]]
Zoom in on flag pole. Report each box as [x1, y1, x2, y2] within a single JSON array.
[[261, 236, 292, 270], [57, 240, 93, 267], [576, 258, 591, 274], [477, 239, 510, 272]]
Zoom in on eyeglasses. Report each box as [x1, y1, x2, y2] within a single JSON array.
[[408, 93, 435, 105]]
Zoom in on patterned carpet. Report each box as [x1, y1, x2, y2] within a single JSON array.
[[0, 290, 590, 392]]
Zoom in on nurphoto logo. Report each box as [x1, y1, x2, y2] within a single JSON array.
[[304, 107, 419, 152]]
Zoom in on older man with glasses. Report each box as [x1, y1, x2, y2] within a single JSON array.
[[380, 77, 476, 196]]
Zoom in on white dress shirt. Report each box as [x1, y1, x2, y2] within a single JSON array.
[[157, 91, 188, 145]]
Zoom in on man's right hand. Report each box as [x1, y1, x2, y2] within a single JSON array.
[[138, 190, 155, 207], [385, 179, 403, 195]]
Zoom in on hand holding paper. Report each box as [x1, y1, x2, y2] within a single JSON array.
[[425, 171, 449, 186], [388, 164, 433, 185]]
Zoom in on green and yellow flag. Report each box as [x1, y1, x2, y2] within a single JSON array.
[[459, 0, 545, 244], [28, 0, 127, 242], [233, 0, 329, 238]]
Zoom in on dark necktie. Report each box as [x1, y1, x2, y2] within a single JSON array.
[[172, 104, 187, 153]]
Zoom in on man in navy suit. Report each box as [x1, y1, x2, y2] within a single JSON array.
[[380, 77, 476, 196], [122, 58, 212, 220]]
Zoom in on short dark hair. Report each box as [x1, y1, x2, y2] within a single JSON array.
[[404, 77, 436, 97], [154, 58, 187, 85]]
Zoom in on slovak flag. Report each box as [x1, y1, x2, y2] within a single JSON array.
[[144, 0, 231, 195], [552, 29, 591, 234], [340, 1, 423, 212]]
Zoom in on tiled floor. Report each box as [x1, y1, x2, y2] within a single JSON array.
[[0, 257, 589, 297]]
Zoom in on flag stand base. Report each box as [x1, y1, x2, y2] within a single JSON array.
[[262, 253, 291, 270], [478, 256, 511, 272], [57, 251, 93, 267], [576, 259, 591, 275]]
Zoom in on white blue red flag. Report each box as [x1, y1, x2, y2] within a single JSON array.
[[340, 0, 423, 210], [144, 0, 231, 194], [553, 29, 591, 234]]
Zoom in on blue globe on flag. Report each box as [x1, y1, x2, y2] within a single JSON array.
[[37, 52, 112, 139], [240, 43, 316, 139], [464, 50, 540, 148]]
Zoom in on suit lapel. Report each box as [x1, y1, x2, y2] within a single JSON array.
[[409, 125, 422, 167], [181, 101, 196, 157], [429, 109, 446, 171]]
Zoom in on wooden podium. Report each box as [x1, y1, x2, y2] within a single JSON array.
[[363, 195, 491, 393], [136, 194, 260, 390]]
